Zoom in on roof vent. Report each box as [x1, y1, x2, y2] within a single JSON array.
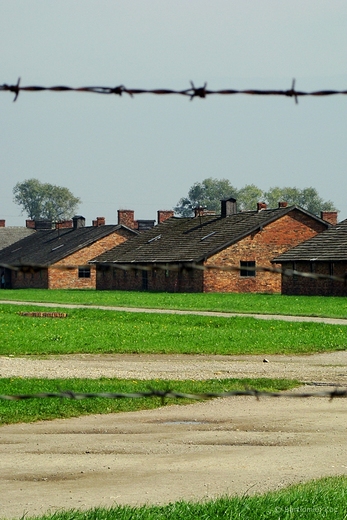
[[221, 197, 237, 217], [34, 220, 53, 230], [137, 220, 156, 231], [72, 215, 86, 229]]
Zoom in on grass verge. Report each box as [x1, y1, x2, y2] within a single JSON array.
[[0, 304, 346, 356], [8, 476, 347, 520], [0, 377, 299, 425], [0, 289, 347, 318]]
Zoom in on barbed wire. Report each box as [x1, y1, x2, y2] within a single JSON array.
[[1, 387, 347, 402], [1, 78, 347, 103], [1, 260, 346, 283]]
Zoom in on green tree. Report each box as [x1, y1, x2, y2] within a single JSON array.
[[263, 186, 338, 216], [13, 179, 81, 221], [174, 178, 238, 216], [237, 184, 264, 211]]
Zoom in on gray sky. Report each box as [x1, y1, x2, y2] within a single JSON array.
[[1, 1, 347, 226]]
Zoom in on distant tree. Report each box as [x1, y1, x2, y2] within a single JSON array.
[[174, 178, 238, 216], [263, 186, 338, 216], [237, 184, 264, 211], [13, 179, 81, 221]]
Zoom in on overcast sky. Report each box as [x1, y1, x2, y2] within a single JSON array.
[[1, 1, 347, 226]]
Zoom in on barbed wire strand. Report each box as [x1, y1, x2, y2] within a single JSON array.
[[1, 387, 347, 402], [2, 78, 347, 103], [1, 261, 346, 283]]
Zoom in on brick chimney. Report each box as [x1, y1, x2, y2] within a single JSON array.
[[278, 201, 288, 208], [321, 211, 338, 226], [26, 219, 35, 229], [92, 217, 106, 227], [257, 202, 267, 212], [157, 210, 174, 224], [56, 220, 73, 229], [118, 209, 135, 229], [0, 220, 5, 227]]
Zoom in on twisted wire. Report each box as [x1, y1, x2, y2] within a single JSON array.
[[1, 78, 347, 103], [1, 387, 347, 402]]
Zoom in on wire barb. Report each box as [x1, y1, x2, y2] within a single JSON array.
[[189, 81, 208, 100]]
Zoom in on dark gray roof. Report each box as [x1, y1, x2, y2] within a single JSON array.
[[0, 228, 36, 251], [0, 225, 137, 267], [91, 206, 330, 265], [273, 219, 347, 263]]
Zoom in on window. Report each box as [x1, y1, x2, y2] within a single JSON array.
[[240, 261, 256, 277], [78, 267, 91, 278], [329, 263, 334, 277], [142, 270, 148, 290]]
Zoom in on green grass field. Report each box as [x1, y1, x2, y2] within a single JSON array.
[[0, 303, 346, 356], [0, 288, 347, 318], [6, 476, 347, 520]]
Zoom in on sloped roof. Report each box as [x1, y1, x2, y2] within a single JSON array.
[[91, 206, 330, 265], [0, 225, 137, 267], [0, 228, 36, 251], [273, 218, 347, 263]]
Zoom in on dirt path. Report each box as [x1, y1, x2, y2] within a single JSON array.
[[2, 351, 347, 384], [1, 351, 347, 519], [1, 298, 347, 325]]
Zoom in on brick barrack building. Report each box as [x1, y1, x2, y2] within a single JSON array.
[[92, 198, 335, 294]]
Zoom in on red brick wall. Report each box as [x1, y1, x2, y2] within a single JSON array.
[[47, 229, 132, 289], [203, 211, 328, 294], [280, 261, 347, 296]]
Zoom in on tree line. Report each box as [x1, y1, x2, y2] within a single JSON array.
[[12, 177, 337, 223], [174, 178, 338, 217]]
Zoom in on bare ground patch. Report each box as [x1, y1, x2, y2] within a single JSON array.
[[1, 352, 347, 519]]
